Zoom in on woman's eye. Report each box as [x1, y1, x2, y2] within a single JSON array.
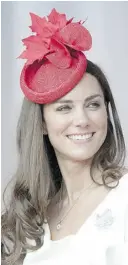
[[56, 105, 72, 111], [87, 102, 100, 109]]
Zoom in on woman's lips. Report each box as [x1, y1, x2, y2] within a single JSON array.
[[66, 133, 95, 143]]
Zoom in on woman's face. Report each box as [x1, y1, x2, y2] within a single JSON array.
[[43, 73, 108, 162]]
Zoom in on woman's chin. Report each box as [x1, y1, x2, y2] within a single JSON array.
[[67, 152, 95, 162]]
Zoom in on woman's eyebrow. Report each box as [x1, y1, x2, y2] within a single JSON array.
[[55, 94, 102, 104], [84, 94, 103, 102]]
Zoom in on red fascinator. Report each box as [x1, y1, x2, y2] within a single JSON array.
[[19, 8, 92, 104]]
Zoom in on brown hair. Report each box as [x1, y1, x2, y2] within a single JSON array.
[[1, 60, 126, 264]]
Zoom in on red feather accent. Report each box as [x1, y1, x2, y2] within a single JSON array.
[[29, 13, 57, 37], [46, 38, 71, 68], [19, 8, 92, 67], [55, 23, 92, 51], [47, 8, 67, 29], [19, 35, 53, 65]]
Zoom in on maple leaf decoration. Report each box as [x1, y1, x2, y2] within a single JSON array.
[[19, 8, 92, 68]]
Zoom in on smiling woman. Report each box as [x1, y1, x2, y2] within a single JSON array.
[[1, 8, 128, 265], [43, 73, 108, 163]]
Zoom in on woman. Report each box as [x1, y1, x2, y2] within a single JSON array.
[[2, 8, 128, 265]]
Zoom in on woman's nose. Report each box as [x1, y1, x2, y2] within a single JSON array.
[[72, 109, 90, 128]]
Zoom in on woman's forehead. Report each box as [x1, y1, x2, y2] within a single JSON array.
[[58, 73, 103, 102]]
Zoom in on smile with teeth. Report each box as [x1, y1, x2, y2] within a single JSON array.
[[67, 133, 94, 141]]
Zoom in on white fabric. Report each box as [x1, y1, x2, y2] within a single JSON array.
[[23, 173, 128, 265]]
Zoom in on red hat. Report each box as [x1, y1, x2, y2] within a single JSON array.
[[19, 8, 92, 104]]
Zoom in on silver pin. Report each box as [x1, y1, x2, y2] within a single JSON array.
[[95, 209, 114, 229]]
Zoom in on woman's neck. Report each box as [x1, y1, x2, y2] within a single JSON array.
[[56, 157, 99, 206]]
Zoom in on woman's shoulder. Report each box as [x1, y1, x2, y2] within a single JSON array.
[[114, 169, 128, 194], [112, 170, 128, 204]]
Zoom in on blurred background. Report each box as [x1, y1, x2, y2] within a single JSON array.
[[1, 1, 128, 207]]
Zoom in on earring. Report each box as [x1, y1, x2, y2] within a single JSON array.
[[43, 126, 48, 135]]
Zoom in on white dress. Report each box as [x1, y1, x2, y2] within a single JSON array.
[[23, 173, 128, 265]]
